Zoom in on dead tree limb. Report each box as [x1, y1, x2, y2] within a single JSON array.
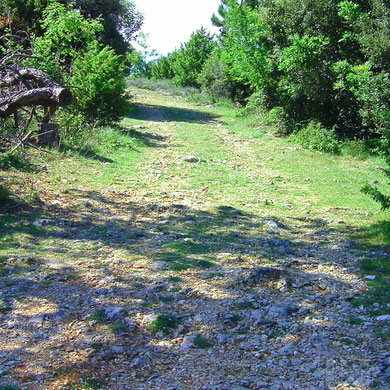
[[0, 87, 72, 118]]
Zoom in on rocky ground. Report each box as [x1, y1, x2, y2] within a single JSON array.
[[0, 90, 389, 390]]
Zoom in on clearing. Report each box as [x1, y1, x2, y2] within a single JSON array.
[[0, 88, 389, 390]]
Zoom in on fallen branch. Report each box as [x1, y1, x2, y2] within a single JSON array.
[[0, 87, 72, 118]]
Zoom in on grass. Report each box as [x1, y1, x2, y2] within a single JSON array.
[[193, 335, 213, 349], [0, 87, 389, 383], [88, 310, 106, 324], [149, 313, 181, 334]]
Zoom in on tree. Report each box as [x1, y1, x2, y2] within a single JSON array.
[[171, 27, 216, 87], [0, 0, 143, 56]]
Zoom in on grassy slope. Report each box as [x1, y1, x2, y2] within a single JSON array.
[[0, 87, 389, 310]]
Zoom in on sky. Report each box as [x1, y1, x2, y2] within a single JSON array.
[[133, 0, 222, 56]]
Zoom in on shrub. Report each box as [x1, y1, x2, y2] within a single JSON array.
[[151, 55, 175, 80], [290, 120, 340, 154], [197, 49, 233, 100], [149, 313, 180, 334], [70, 42, 127, 122], [264, 106, 293, 135]]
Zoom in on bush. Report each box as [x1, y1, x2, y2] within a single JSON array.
[[151, 55, 175, 80], [70, 42, 127, 122], [290, 120, 340, 154], [197, 49, 233, 100], [264, 106, 293, 135]]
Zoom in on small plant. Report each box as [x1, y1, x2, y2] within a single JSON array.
[[235, 301, 255, 310], [90, 343, 103, 351], [88, 310, 105, 323], [193, 335, 213, 349], [54, 367, 74, 377], [168, 276, 182, 283], [109, 323, 128, 334], [290, 120, 340, 154], [170, 262, 191, 271], [149, 313, 180, 334], [348, 315, 364, 325], [160, 296, 175, 303], [195, 259, 214, 269], [0, 386, 20, 390], [0, 185, 12, 206]]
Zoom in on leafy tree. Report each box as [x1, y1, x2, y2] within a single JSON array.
[[26, 1, 103, 81], [151, 55, 175, 80], [171, 27, 216, 87], [0, 0, 143, 55], [221, 1, 272, 95]]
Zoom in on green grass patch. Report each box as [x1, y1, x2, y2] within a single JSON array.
[[167, 276, 182, 283], [170, 262, 191, 271], [193, 335, 213, 348], [149, 313, 181, 334], [163, 241, 210, 255], [348, 315, 364, 325], [88, 310, 106, 323]]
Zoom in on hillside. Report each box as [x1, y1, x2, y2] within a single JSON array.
[[0, 89, 389, 390]]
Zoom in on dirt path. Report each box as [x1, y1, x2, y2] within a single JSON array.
[[0, 90, 389, 390]]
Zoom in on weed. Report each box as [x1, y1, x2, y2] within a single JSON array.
[[193, 335, 213, 348], [229, 314, 242, 323], [90, 343, 103, 351], [141, 301, 155, 308], [170, 262, 191, 271], [235, 301, 255, 310], [194, 259, 214, 269], [0, 386, 20, 390], [168, 276, 182, 283], [88, 310, 106, 324], [348, 315, 364, 325], [160, 296, 175, 303], [0, 185, 12, 206], [109, 323, 128, 334], [149, 313, 180, 334], [0, 152, 30, 170], [54, 367, 74, 377]]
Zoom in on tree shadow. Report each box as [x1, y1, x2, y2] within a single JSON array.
[[114, 126, 169, 149], [58, 145, 115, 164], [0, 193, 388, 389], [128, 103, 219, 124]]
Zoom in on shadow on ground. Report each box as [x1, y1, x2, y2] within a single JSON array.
[[0, 190, 389, 389], [128, 103, 219, 124]]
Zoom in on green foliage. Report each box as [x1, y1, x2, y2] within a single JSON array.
[[151, 55, 175, 80], [221, 1, 271, 91], [70, 42, 127, 121], [277, 35, 332, 122], [0, 184, 12, 206], [290, 121, 340, 154], [28, 1, 103, 81], [149, 313, 180, 334], [197, 49, 234, 99], [0, 0, 143, 56], [171, 28, 216, 87], [193, 335, 213, 348]]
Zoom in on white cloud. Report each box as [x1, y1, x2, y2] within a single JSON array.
[[133, 0, 221, 55]]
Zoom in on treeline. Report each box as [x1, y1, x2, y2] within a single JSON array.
[[0, 0, 143, 146], [148, 0, 390, 209]]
